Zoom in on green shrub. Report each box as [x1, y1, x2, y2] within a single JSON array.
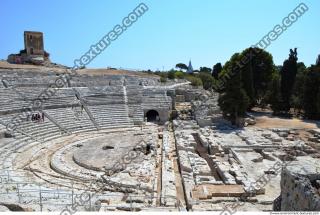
[[175, 71, 185, 79], [160, 76, 167, 83], [198, 72, 214, 90], [186, 75, 202, 86], [168, 70, 176, 79]]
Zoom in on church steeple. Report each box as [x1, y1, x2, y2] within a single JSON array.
[[187, 60, 193, 74]]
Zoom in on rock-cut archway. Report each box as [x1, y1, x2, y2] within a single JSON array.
[[146, 110, 160, 122]]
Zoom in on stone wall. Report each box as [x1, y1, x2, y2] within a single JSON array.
[[280, 157, 320, 211], [24, 31, 44, 56], [0, 127, 5, 139]]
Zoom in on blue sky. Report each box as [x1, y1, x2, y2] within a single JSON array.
[[1, 0, 319, 71]]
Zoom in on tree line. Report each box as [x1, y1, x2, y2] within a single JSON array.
[[146, 48, 320, 125], [217, 47, 320, 125]]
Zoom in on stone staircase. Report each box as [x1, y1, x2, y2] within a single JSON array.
[[0, 114, 62, 142], [88, 104, 134, 129], [45, 108, 96, 133]]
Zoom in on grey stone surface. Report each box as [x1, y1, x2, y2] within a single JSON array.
[[280, 156, 320, 211], [0, 205, 9, 212]]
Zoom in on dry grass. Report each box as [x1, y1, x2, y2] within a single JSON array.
[[0, 61, 158, 78], [78, 68, 158, 77]]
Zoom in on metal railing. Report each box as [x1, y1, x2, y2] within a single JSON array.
[[0, 169, 180, 212]]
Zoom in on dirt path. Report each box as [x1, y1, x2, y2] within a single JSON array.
[[252, 113, 320, 129]]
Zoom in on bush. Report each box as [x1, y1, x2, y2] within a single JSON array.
[[198, 72, 214, 90], [160, 76, 167, 83], [175, 71, 185, 79], [19, 49, 27, 55], [168, 70, 176, 79], [186, 75, 202, 86], [44, 51, 50, 58]]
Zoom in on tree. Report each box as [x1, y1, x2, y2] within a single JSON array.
[[218, 54, 250, 126], [280, 48, 298, 112], [199, 67, 212, 74], [240, 47, 275, 108], [316, 54, 320, 66], [266, 72, 284, 114], [175, 63, 188, 71], [212, 63, 222, 79], [291, 62, 306, 115], [303, 65, 320, 119]]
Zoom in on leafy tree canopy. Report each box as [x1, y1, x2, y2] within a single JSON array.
[[176, 63, 188, 71]]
